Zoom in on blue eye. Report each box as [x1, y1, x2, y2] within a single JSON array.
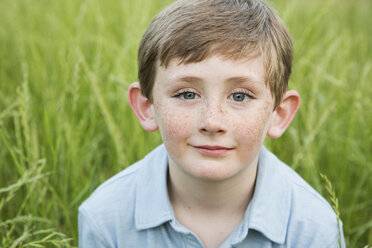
[[180, 92, 197, 100], [232, 93, 246, 102]]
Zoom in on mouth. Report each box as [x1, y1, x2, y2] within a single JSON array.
[[192, 145, 234, 156]]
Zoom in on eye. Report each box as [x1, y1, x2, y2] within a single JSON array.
[[182, 92, 197, 100], [174, 90, 199, 100], [229, 90, 254, 102], [232, 93, 246, 102]]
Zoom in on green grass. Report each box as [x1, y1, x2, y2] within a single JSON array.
[[0, 0, 371, 247]]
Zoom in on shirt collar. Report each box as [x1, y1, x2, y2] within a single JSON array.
[[233, 146, 291, 245], [135, 144, 174, 230], [135, 145, 291, 244]]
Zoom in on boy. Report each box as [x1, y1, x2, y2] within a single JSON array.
[[79, 0, 346, 247]]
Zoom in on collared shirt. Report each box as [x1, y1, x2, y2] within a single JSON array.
[[79, 145, 346, 248]]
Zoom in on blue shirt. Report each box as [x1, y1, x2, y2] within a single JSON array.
[[79, 145, 345, 247]]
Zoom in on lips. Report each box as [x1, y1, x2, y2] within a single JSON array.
[[192, 145, 234, 156]]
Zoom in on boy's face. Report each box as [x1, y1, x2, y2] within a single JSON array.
[[150, 55, 275, 181]]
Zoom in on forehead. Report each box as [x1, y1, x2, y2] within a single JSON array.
[[155, 55, 267, 87]]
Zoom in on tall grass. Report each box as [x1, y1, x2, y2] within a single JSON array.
[[0, 0, 371, 247]]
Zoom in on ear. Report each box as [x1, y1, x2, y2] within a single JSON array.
[[128, 82, 158, 132], [267, 90, 300, 138]]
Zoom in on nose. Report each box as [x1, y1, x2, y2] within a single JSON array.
[[199, 101, 227, 135]]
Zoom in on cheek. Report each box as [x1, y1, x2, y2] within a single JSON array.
[[232, 105, 272, 145], [154, 101, 194, 141]]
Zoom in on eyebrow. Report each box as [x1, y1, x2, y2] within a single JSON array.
[[173, 76, 203, 84], [173, 75, 261, 85], [225, 76, 262, 85]]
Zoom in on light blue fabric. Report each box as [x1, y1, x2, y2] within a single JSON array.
[[79, 144, 346, 248]]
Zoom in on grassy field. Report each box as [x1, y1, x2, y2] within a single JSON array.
[[0, 0, 371, 247]]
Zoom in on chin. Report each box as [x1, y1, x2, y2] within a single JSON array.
[[187, 164, 240, 182]]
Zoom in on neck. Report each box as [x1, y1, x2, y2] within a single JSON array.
[[167, 157, 258, 217]]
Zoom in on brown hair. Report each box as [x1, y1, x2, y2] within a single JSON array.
[[138, 0, 293, 109]]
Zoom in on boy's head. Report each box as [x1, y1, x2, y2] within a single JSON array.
[[128, 0, 300, 182], [138, 0, 293, 109]]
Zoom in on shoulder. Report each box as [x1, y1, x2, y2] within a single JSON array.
[[279, 160, 333, 212], [80, 144, 166, 213], [78, 145, 167, 246], [274, 156, 343, 247], [78, 160, 141, 243], [80, 160, 141, 212]]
